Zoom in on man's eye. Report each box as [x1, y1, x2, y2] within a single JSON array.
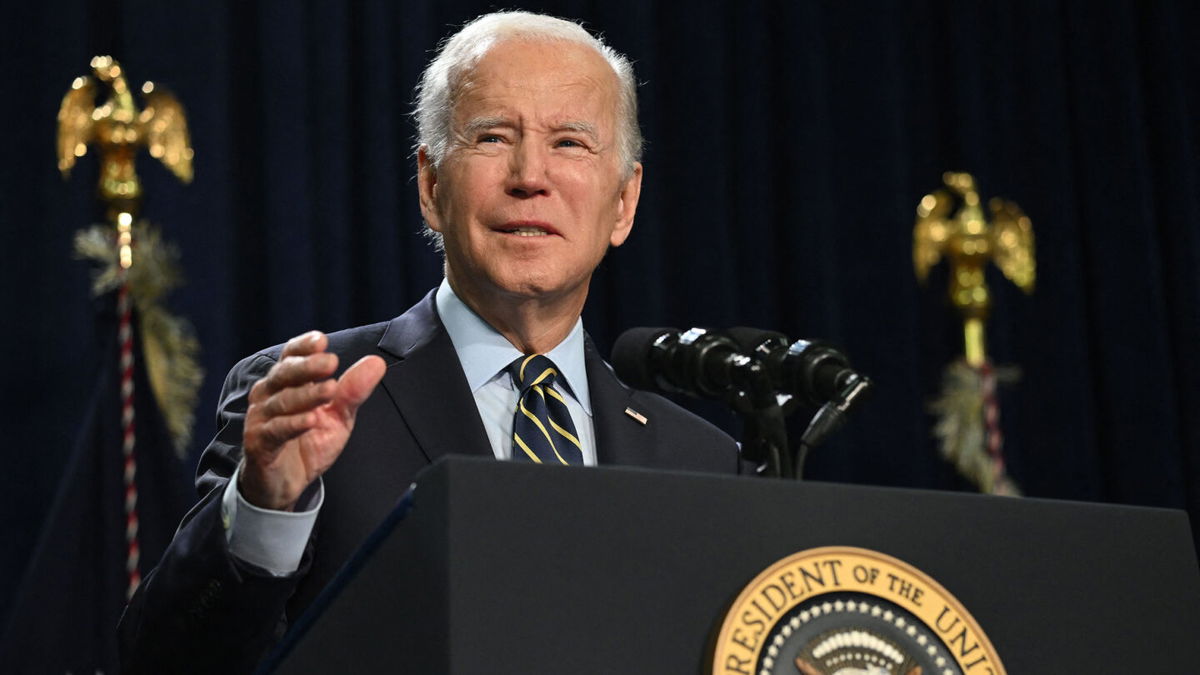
[[556, 138, 582, 148], [479, 134, 503, 143]]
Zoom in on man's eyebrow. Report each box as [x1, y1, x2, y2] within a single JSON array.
[[554, 120, 599, 140], [460, 116, 513, 136], [458, 117, 600, 142]]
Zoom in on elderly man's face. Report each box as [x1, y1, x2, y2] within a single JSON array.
[[419, 39, 641, 311]]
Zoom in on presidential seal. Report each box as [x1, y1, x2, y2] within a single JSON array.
[[711, 547, 1005, 675]]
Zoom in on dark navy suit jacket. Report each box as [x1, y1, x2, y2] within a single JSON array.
[[118, 291, 741, 673]]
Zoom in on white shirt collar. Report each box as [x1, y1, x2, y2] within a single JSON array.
[[434, 278, 592, 415]]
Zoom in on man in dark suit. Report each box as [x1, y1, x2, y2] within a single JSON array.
[[119, 11, 741, 673]]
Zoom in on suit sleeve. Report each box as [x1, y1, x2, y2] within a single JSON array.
[[118, 352, 313, 674]]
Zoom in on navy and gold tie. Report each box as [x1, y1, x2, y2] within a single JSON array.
[[510, 354, 584, 465]]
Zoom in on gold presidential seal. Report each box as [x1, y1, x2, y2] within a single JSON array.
[[711, 547, 1005, 675]]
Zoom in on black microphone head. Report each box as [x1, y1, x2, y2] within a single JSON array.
[[611, 327, 678, 391], [785, 339, 851, 405], [727, 326, 789, 354]]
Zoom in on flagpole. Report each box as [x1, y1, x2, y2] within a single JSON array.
[[112, 209, 141, 598], [57, 56, 197, 598]]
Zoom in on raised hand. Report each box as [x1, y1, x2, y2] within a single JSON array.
[[239, 331, 386, 511]]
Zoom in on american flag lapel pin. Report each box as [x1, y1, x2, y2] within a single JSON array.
[[624, 407, 648, 425]]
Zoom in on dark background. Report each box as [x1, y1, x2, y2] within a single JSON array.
[[2, 0, 1197, 627]]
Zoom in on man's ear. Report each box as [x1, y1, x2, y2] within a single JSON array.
[[417, 145, 441, 231], [609, 162, 643, 248]]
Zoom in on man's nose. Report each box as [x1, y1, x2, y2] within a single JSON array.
[[505, 141, 550, 198]]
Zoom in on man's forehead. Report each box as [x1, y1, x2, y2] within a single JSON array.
[[456, 40, 618, 102], [450, 40, 619, 132]]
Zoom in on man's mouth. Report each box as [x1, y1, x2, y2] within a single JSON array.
[[497, 221, 559, 237], [504, 226, 550, 237]]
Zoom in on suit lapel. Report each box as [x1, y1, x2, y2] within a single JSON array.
[[586, 337, 654, 466], [375, 298, 654, 467], [375, 291, 493, 464]]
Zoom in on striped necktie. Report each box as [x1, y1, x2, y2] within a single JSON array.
[[509, 354, 584, 465]]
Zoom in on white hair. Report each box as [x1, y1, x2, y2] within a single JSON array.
[[415, 11, 643, 182]]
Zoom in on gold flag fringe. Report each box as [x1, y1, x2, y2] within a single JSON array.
[[75, 222, 202, 457], [928, 360, 1021, 495]]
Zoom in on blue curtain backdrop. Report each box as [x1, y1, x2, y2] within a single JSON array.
[[3, 0, 1198, 626]]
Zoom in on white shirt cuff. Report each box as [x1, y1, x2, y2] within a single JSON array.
[[221, 463, 323, 577]]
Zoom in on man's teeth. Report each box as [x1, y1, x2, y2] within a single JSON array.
[[508, 227, 548, 236]]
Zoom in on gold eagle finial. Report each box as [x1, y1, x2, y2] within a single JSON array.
[[913, 171, 1035, 365], [56, 56, 194, 210]]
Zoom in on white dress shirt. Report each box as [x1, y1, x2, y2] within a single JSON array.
[[222, 279, 596, 575]]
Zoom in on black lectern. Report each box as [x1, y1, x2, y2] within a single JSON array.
[[269, 457, 1200, 673]]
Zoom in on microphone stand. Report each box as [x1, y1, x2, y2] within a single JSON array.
[[732, 370, 872, 480], [737, 401, 792, 479], [726, 361, 794, 479]]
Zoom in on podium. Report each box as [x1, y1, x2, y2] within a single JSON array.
[[268, 457, 1200, 673]]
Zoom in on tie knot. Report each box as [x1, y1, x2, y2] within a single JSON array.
[[511, 354, 559, 390]]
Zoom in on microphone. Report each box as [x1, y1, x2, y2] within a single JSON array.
[[729, 326, 873, 454], [727, 327, 870, 408], [610, 327, 770, 401], [612, 325, 873, 479]]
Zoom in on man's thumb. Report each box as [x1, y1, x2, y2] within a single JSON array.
[[335, 355, 387, 414]]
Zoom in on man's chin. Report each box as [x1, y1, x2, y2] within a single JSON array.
[[483, 273, 592, 306], [446, 258, 591, 305], [493, 278, 582, 303]]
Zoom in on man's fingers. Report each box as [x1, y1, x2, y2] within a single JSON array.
[[280, 331, 327, 358], [250, 352, 339, 403], [250, 331, 333, 402], [334, 355, 387, 417], [272, 353, 339, 389], [247, 410, 318, 454], [257, 379, 337, 419]]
